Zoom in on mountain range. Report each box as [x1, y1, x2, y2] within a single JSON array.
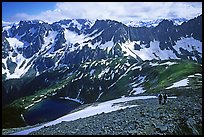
[[2, 14, 202, 128]]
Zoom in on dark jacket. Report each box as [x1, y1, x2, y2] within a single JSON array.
[[159, 94, 162, 100]]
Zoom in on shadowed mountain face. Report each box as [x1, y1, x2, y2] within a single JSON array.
[[2, 15, 202, 129]]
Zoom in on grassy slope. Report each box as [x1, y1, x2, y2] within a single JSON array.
[[144, 60, 202, 94]]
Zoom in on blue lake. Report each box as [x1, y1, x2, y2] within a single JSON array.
[[23, 98, 81, 125]]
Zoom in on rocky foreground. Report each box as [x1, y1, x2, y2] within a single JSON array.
[[2, 88, 202, 135], [28, 88, 202, 135]]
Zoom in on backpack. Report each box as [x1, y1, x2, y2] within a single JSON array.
[[164, 94, 167, 99], [159, 94, 162, 99]]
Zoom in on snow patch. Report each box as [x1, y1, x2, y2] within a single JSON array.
[[99, 40, 114, 52], [2, 54, 32, 79], [188, 73, 202, 78], [132, 86, 146, 95], [108, 63, 137, 89], [41, 31, 58, 53], [120, 41, 138, 59], [149, 62, 160, 67], [90, 69, 95, 76], [111, 73, 115, 79], [96, 92, 103, 101], [166, 78, 189, 89], [59, 97, 84, 104], [6, 37, 24, 50], [149, 61, 177, 67], [131, 76, 146, 87], [174, 37, 202, 55], [129, 76, 146, 95], [98, 67, 110, 78], [71, 20, 82, 30], [131, 65, 142, 71], [64, 29, 85, 45], [132, 40, 179, 60]]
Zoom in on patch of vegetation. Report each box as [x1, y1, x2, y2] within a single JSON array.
[[2, 106, 26, 129], [144, 60, 202, 93], [2, 73, 7, 81]]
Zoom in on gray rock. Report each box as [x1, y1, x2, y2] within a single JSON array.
[[153, 123, 168, 133], [159, 125, 168, 133], [128, 129, 138, 135], [186, 118, 199, 135]]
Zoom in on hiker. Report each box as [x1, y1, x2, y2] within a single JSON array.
[[158, 93, 163, 105], [163, 93, 168, 104]]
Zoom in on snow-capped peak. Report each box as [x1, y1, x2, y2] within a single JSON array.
[[2, 21, 16, 27], [125, 18, 188, 28]]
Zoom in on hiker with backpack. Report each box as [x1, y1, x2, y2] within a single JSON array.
[[163, 93, 168, 104], [158, 93, 163, 105]]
